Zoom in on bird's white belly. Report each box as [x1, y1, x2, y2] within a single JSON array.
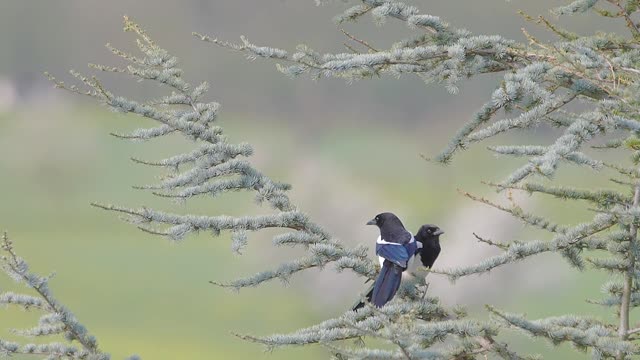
[[407, 240, 422, 273], [406, 255, 418, 273]]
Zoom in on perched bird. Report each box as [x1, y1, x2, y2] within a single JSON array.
[[352, 217, 444, 311], [413, 224, 444, 270], [359, 212, 416, 308]]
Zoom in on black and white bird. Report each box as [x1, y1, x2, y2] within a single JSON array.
[[352, 214, 444, 310]]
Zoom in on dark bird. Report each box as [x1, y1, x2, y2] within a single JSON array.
[[414, 223, 444, 269], [352, 217, 444, 311]]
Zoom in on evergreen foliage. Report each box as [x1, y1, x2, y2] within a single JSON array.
[[194, 0, 640, 357], [44, 14, 518, 359], [46, 16, 378, 292], [0, 233, 136, 359], [3, 0, 640, 358]]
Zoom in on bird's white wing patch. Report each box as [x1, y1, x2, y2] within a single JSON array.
[[376, 235, 403, 245]]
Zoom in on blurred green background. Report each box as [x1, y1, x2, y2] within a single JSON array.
[[0, 1, 633, 359]]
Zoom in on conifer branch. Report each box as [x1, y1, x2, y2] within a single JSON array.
[[340, 28, 379, 52], [627, 327, 640, 336], [438, 213, 617, 280], [196, 1, 640, 355], [487, 305, 638, 357], [472, 232, 509, 250], [49, 17, 378, 292], [39, 1, 640, 357], [486, 182, 631, 209], [458, 189, 567, 233], [0, 233, 126, 359]]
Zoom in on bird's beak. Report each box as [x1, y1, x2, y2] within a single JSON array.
[[433, 229, 445, 236], [366, 219, 377, 226]]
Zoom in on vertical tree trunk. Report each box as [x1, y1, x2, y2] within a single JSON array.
[[618, 185, 640, 359]]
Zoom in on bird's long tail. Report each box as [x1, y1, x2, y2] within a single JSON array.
[[351, 283, 374, 311], [371, 261, 404, 308]]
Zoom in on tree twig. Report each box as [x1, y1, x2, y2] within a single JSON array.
[[340, 28, 379, 52]]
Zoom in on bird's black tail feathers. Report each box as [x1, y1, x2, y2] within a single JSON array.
[[371, 261, 404, 308], [352, 262, 404, 310]]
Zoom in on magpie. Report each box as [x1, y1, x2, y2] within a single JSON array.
[[352, 215, 444, 310]]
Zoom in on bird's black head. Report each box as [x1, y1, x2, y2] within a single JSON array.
[[415, 224, 444, 242], [366, 212, 404, 229]]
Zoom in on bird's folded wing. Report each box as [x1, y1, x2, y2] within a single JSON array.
[[376, 243, 409, 268], [406, 241, 419, 257]]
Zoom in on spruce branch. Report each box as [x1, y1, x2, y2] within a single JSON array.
[[197, 0, 640, 169], [437, 212, 617, 280], [487, 305, 638, 357], [457, 189, 567, 233], [0, 233, 123, 360], [41, 1, 640, 358], [518, 10, 579, 41], [627, 327, 640, 336], [472, 232, 509, 250], [48, 17, 379, 291], [485, 182, 631, 209], [340, 28, 379, 52]]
